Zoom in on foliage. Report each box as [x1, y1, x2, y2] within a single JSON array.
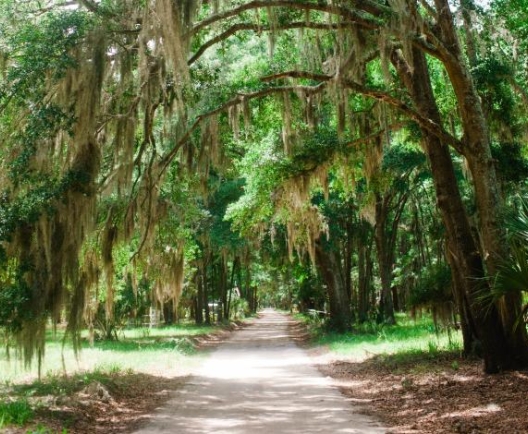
[[91, 271, 152, 340], [472, 56, 517, 129], [492, 197, 528, 297], [410, 264, 453, 308], [381, 143, 427, 178], [491, 0, 528, 42], [0, 0, 526, 372], [229, 291, 250, 320], [0, 264, 32, 332], [0, 399, 33, 427], [312, 313, 462, 360], [490, 142, 528, 188], [2, 11, 90, 94]]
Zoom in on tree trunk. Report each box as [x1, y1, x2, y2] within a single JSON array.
[[203, 261, 211, 325], [357, 229, 373, 323], [374, 194, 395, 324], [163, 300, 175, 325], [252, 286, 258, 313], [195, 272, 204, 325], [434, 0, 528, 368], [391, 46, 513, 373], [315, 239, 351, 332], [374, 186, 408, 325], [446, 245, 479, 355], [226, 256, 239, 321], [221, 258, 228, 321], [344, 201, 356, 304], [391, 286, 400, 313]]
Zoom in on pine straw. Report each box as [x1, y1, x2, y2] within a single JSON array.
[[317, 352, 528, 434]]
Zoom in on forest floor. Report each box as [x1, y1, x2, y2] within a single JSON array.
[[1, 314, 528, 433], [316, 351, 528, 434]]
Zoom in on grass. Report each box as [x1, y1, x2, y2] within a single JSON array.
[[0, 399, 33, 427], [0, 323, 219, 429], [11, 365, 125, 398], [113, 324, 214, 340], [311, 313, 463, 363], [1, 365, 138, 432], [26, 426, 68, 434], [1, 362, 178, 430], [0, 323, 215, 385]]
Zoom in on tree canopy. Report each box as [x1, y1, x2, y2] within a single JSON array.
[[0, 0, 527, 374]]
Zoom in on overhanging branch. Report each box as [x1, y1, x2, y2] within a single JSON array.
[[190, 0, 387, 37], [261, 70, 332, 83], [158, 83, 327, 178], [189, 20, 376, 65], [259, 69, 462, 152], [342, 78, 464, 153]]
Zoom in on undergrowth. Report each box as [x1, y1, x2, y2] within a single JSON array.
[[12, 365, 126, 398], [0, 399, 33, 427], [25, 424, 68, 434], [304, 312, 463, 362], [0, 366, 137, 429], [0, 323, 214, 384], [0, 322, 222, 430]]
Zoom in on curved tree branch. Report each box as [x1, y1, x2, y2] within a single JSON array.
[[343, 79, 464, 153], [344, 122, 408, 150], [190, 0, 388, 37], [189, 0, 447, 73], [260, 69, 463, 153], [77, 0, 100, 13], [187, 0, 449, 74], [261, 70, 332, 83], [189, 20, 376, 65], [158, 83, 327, 178], [271, 122, 409, 184]]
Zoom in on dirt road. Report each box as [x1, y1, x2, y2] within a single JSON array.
[[132, 309, 385, 434]]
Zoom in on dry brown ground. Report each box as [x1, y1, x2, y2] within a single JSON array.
[[3, 320, 528, 433], [28, 373, 187, 433], [317, 352, 528, 434]]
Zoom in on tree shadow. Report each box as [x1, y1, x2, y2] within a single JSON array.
[[320, 351, 528, 433]]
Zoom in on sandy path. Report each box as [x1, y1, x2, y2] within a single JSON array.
[[132, 309, 386, 434]]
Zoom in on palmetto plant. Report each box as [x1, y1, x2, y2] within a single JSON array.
[[491, 197, 528, 326]]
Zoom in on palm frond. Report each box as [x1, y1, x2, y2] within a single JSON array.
[[505, 196, 528, 243], [494, 246, 528, 295]]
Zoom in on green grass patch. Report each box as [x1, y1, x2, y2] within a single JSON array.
[[0, 323, 216, 384], [40, 323, 215, 344], [26, 425, 68, 434], [117, 324, 214, 339], [81, 336, 197, 354], [0, 399, 33, 427], [1, 367, 136, 431], [312, 313, 462, 361]]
